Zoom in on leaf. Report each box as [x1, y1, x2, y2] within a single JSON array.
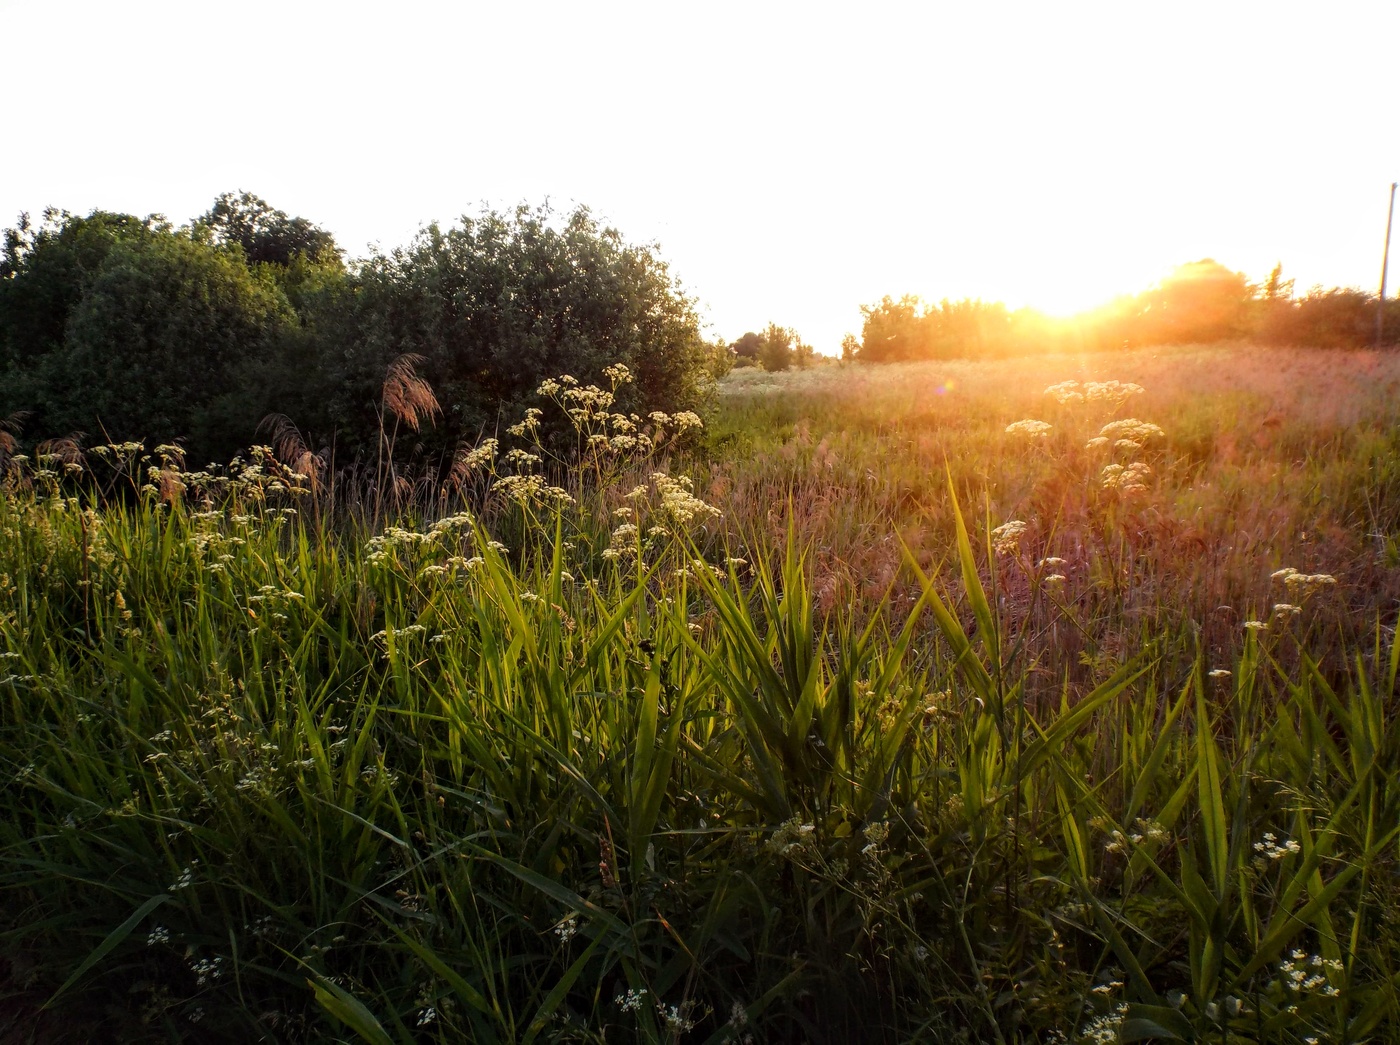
[[44, 893, 169, 1008], [309, 974, 396, 1045]]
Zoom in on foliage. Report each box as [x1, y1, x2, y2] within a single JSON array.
[[846, 260, 1400, 362], [288, 204, 713, 461], [196, 190, 342, 269], [852, 295, 1014, 362], [0, 209, 299, 459], [730, 331, 763, 361], [0, 200, 715, 469]]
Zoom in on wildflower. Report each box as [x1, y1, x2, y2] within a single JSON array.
[[1254, 832, 1302, 860], [989, 520, 1027, 556], [651, 472, 721, 525], [1283, 571, 1338, 598], [1083, 380, 1145, 403], [1100, 461, 1153, 493], [861, 820, 890, 856], [1005, 419, 1052, 438], [603, 362, 634, 386], [190, 955, 225, 986], [1272, 602, 1302, 620], [457, 439, 499, 473], [1208, 668, 1232, 678], [146, 926, 170, 946], [554, 916, 579, 943], [767, 817, 816, 855], [615, 987, 648, 1012], [656, 1001, 696, 1032], [1037, 556, 1067, 568], [1043, 573, 1066, 588], [1044, 380, 1085, 405], [417, 1007, 438, 1027], [1098, 418, 1165, 443]]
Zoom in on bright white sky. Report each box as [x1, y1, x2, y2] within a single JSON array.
[[4, 0, 1399, 353]]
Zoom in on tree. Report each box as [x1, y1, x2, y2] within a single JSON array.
[[1131, 259, 1251, 344], [855, 295, 928, 362], [297, 203, 712, 458], [731, 331, 763, 361], [0, 210, 297, 458], [198, 191, 341, 268], [758, 323, 794, 372]]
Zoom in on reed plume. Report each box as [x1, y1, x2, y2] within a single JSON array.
[[258, 413, 326, 494], [381, 353, 441, 433]]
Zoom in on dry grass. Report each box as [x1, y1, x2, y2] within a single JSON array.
[[709, 344, 1400, 685]]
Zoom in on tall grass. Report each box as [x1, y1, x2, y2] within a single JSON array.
[[3, 345, 1400, 1042]]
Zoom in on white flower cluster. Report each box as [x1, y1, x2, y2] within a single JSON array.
[[1044, 379, 1145, 405], [767, 817, 815, 856], [456, 439, 499, 473], [1097, 417, 1166, 447], [507, 407, 544, 438], [1277, 950, 1342, 997], [1253, 832, 1301, 860], [1005, 419, 1053, 438], [1272, 567, 1338, 599], [602, 363, 634, 386], [600, 522, 639, 562], [554, 915, 579, 943], [650, 472, 721, 526], [990, 520, 1027, 556], [1100, 461, 1153, 495], [656, 1001, 696, 1033], [1081, 1002, 1129, 1044], [190, 955, 226, 986], [491, 473, 574, 507], [1103, 818, 1169, 855]]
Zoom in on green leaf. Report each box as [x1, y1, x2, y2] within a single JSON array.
[[309, 974, 396, 1045], [44, 892, 169, 1008]]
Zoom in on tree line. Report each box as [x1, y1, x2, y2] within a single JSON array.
[[844, 259, 1400, 363], [0, 194, 730, 464]]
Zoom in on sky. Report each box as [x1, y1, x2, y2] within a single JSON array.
[[4, 0, 1399, 353]]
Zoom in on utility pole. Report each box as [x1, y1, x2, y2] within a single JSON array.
[[1379, 181, 1397, 347]]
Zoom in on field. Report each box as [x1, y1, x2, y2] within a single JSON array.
[[4, 344, 1400, 1043]]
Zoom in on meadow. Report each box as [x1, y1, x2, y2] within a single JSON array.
[[4, 344, 1400, 1043]]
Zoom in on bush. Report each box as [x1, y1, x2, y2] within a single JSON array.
[[288, 204, 713, 461], [0, 210, 299, 459]]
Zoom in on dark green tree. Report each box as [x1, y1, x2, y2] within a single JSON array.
[[0, 210, 297, 457], [299, 203, 711, 458], [198, 191, 341, 268], [731, 331, 764, 361]]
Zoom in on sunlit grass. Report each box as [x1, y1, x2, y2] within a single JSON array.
[[3, 345, 1400, 1042]]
